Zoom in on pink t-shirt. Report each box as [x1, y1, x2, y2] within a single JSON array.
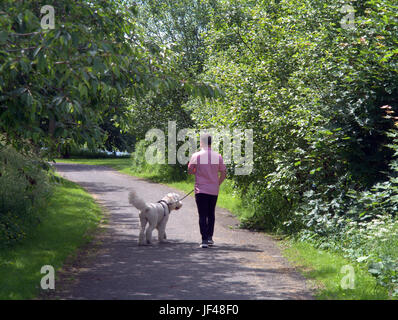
[[188, 147, 226, 196]]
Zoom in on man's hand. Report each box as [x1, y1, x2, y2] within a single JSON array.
[[188, 164, 196, 174]]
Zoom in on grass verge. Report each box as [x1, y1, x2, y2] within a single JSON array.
[[0, 177, 103, 300], [280, 240, 393, 300]]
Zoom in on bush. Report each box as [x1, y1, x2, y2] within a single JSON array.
[[130, 139, 188, 182], [0, 146, 52, 247], [295, 159, 398, 297], [130, 139, 152, 173], [238, 182, 294, 233]]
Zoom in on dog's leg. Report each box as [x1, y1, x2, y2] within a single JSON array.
[[145, 223, 155, 245], [157, 216, 169, 243], [138, 216, 147, 246], [158, 227, 167, 243]]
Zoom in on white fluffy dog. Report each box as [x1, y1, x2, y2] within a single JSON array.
[[128, 190, 182, 245]]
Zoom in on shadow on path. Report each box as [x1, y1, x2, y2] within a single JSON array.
[[65, 237, 307, 300]]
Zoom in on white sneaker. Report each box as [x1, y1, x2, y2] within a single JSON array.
[[200, 241, 208, 248], [207, 239, 214, 246]]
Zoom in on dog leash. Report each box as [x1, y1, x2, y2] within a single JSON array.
[[179, 189, 194, 201]]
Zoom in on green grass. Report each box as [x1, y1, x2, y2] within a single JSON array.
[[55, 158, 131, 173], [281, 240, 393, 300], [0, 178, 103, 300]]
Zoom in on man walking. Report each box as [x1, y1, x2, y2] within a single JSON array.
[[188, 134, 226, 248]]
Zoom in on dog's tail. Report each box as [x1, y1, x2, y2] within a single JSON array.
[[128, 190, 148, 212]]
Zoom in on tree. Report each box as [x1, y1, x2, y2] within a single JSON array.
[[184, 0, 398, 231], [0, 0, 220, 157]]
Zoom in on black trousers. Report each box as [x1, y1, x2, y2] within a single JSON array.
[[195, 193, 218, 241]]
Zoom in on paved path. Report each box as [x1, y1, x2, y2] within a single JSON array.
[[53, 163, 313, 300]]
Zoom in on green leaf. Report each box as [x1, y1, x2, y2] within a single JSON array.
[[310, 167, 322, 174], [78, 83, 88, 98], [0, 31, 8, 44], [20, 60, 29, 73], [26, 93, 33, 107], [33, 46, 42, 58], [38, 54, 47, 71], [356, 256, 369, 263]]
